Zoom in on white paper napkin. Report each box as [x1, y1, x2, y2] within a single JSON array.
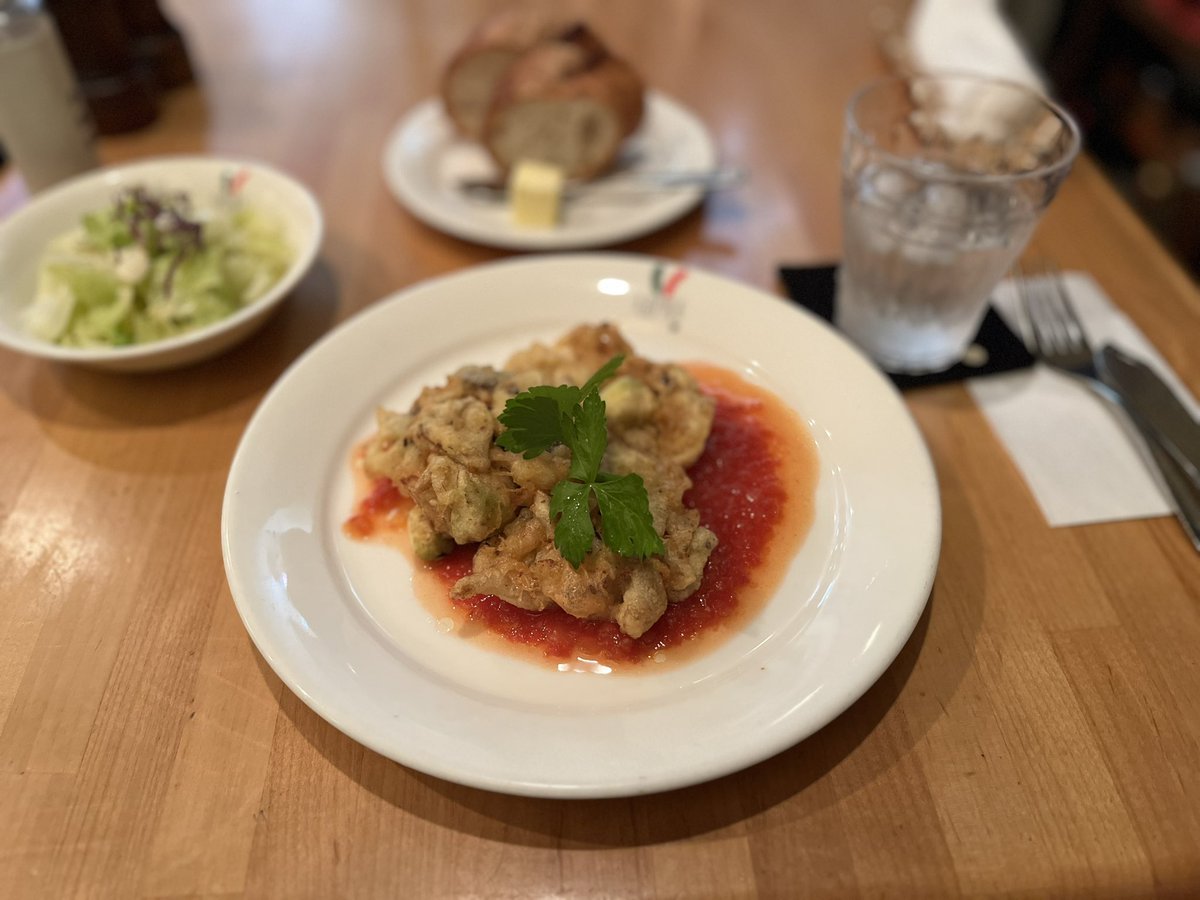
[[967, 272, 1200, 527], [907, 0, 1044, 89]]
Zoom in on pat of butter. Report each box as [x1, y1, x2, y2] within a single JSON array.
[[509, 160, 564, 228]]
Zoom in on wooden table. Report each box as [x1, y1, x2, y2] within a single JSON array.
[[4, 1, 1199, 896]]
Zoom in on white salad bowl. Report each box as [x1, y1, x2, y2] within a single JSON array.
[[0, 155, 323, 372]]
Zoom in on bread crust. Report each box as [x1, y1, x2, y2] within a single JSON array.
[[440, 9, 584, 138], [440, 10, 646, 179], [482, 42, 645, 178]]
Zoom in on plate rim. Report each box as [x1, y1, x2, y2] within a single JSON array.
[[221, 252, 941, 797]]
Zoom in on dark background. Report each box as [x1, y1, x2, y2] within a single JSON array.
[[1009, 0, 1200, 277]]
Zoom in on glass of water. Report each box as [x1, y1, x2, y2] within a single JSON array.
[[835, 74, 1081, 373]]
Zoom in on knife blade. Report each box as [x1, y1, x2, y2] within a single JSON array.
[[1140, 426, 1200, 550], [1097, 344, 1200, 483]]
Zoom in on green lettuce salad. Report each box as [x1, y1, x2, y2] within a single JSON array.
[[24, 186, 292, 347]]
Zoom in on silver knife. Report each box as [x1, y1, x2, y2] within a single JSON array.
[[1140, 428, 1200, 549], [459, 166, 747, 202], [1097, 344, 1200, 484]]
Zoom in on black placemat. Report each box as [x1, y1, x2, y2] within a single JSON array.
[[778, 264, 1033, 390]]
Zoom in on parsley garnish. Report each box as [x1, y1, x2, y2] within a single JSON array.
[[497, 355, 665, 568]]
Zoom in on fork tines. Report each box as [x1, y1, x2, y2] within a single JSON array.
[[1016, 263, 1090, 361]]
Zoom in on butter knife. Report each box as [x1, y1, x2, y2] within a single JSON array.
[[459, 166, 747, 202]]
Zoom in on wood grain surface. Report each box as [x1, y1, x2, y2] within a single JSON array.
[[2, 1, 1199, 897]]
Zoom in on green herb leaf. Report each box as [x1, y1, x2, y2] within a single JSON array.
[[496, 391, 570, 458], [592, 472, 666, 560], [549, 479, 595, 567], [528, 383, 583, 414], [495, 354, 663, 569], [568, 389, 607, 482]]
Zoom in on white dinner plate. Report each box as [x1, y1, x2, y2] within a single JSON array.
[[380, 92, 717, 250], [221, 254, 941, 798]]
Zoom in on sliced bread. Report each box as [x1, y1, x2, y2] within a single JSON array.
[[441, 10, 583, 140], [482, 39, 644, 180]]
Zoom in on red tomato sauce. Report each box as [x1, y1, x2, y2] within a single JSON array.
[[344, 364, 817, 668], [343, 477, 406, 539]]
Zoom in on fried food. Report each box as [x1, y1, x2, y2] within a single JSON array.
[[361, 324, 717, 638]]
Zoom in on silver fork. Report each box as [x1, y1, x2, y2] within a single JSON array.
[[1016, 265, 1200, 550]]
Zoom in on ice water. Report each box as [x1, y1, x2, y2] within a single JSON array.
[[836, 163, 1038, 373]]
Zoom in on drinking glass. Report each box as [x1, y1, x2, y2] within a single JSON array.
[[835, 73, 1081, 373]]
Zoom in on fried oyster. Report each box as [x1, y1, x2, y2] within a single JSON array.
[[361, 324, 717, 639]]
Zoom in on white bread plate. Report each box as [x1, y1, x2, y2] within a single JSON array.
[[382, 90, 716, 251], [0, 155, 322, 372]]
